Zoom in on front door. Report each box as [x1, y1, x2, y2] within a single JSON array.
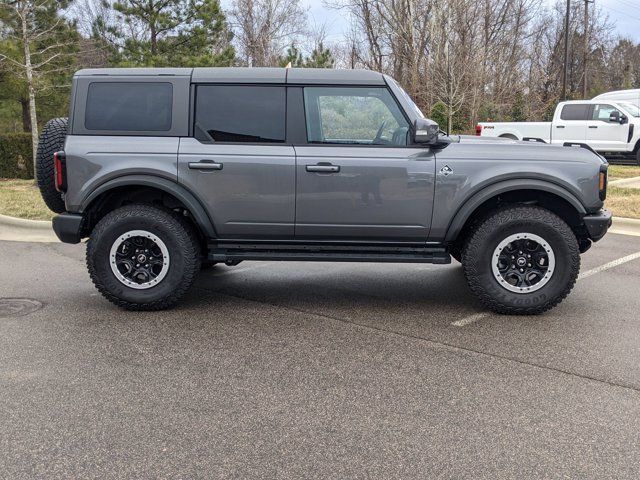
[[295, 86, 435, 241], [586, 103, 630, 151], [178, 84, 295, 239]]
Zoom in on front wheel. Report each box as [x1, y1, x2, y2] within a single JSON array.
[[87, 204, 201, 310], [461, 206, 580, 315]]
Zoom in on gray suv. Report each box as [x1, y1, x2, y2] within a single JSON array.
[[36, 67, 612, 314]]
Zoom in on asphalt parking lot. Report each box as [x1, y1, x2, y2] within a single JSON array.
[[1, 233, 640, 479]]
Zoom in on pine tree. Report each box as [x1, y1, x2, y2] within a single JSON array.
[[278, 44, 304, 67], [103, 0, 235, 67], [304, 42, 334, 68]]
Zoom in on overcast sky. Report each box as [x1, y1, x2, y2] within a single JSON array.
[[303, 0, 640, 43]]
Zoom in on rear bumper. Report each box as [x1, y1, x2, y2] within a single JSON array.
[[583, 209, 612, 242], [52, 213, 84, 244]]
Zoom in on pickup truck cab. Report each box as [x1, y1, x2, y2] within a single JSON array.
[[477, 100, 640, 164], [35, 68, 611, 315]]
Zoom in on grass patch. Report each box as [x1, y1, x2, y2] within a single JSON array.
[[605, 186, 640, 219], [608, 165, 640, 181], [0, 178, 54, 220]]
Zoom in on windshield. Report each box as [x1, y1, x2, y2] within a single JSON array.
[[618, 102, 640, 117], [390, 79, 425, 119]]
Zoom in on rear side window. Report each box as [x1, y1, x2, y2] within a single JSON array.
[[85, 82, 173, 131], [194, 85, 286, 143], [560, 104, 590, 121]]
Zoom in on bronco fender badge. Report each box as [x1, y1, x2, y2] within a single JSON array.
[[439, 165, 453, 176]]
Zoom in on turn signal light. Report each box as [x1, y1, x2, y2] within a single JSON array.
[[598, 166, 608, 201], [475, 124, 483, 136]]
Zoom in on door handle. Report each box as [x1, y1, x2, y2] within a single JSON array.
[[556, 126, 565, 129], [588, 126, 598, 129], [189, 161, 223, 171], [306, 164, 340, 173]]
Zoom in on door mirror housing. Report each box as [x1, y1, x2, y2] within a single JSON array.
[[413, 118, 440, 144], [609, 111, 621, 123], [620, 114, 629, 125]]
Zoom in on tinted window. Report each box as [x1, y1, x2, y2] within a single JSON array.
[[303, 87, 409, 145], [195, 85, 285, 143], [560, 104, 590, 121], [85, 82, 172, 131]]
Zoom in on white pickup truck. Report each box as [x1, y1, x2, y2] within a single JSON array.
[[476, 100, 640, 164]]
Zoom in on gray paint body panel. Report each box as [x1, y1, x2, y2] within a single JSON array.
[[294, 146, 435, 240], [178, 139, 296, 238], [192, 67, 285, 84], [429, 139, 604, 241], [64, 136, 180, 212]]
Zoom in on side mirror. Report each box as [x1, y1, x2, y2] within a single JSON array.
[[413, 118, 439, 144], [609, 111, 620, 123], [620, 114, 629, 125]]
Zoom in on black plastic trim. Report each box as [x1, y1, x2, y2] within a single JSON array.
[[80, 175, 217, 238], [52, 213, 84, 244], [583, 209, 612, 242]]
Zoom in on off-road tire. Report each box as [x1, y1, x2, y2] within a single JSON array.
[[636, 147, 640, 166], [461, 206, 580, 315], [35, 117, 68, 213], [87, 204, 201, 310]]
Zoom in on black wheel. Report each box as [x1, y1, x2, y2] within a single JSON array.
[[461, 206, 580, 315], [636, 148, 640, 166], [87, 204, 201, 310], [35, 117, 68, 213]]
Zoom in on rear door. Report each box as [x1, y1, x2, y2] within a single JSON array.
[[294, 86, 435, 241], [586, 103, 630, 151], [552, 103, 590, 144], [178, 84, 296, 239]]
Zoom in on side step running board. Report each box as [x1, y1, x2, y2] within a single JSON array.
[[207, 241, 451, 265]]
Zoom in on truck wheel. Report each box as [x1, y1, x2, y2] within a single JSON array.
[[87, 204, 201, 311], [461, 206, 580, 315], [35, 117, 68, 213], [636, 148, 640, 166]]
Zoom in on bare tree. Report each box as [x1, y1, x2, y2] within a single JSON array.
[[0, 0, 78, 166], [230, 0, 307, 66]]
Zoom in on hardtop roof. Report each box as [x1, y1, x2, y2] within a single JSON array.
[[74, 67, 386, 85]]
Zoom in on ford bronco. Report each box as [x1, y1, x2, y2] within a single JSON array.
[[36, 67, 612, 314]]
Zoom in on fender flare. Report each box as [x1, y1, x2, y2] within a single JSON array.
[[81, 175, 217, 238], [443, 179, 586, 242]]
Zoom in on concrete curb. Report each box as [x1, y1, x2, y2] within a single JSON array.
[[609, 176, 640, 188], [3, 213, 640, 243], [0, 214, 58, 243], [610, 216, 640, 237]]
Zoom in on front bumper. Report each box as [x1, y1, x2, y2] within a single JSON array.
[[583, 209, 612, 242], [52, 213, 84, 244]]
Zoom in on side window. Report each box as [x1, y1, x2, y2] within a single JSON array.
[[303, 87, 410, 146], [85, 82, 173, 131], [560, 104, 590, 121], [195, 85, 286, 143], [592, 104, 620, 122]]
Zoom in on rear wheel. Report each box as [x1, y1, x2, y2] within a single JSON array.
[[87, 204, 201, 310], [35, 117, 68, 213], [636, 147, 640, 166], [461, 206, 580, 315]]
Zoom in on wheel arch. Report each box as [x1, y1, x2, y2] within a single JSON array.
[[444, 180, 587, 244], [80, 175, 217, 238]]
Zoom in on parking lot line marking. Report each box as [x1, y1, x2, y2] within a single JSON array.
[[451, 312, 490, 327], [452, 250, 640, 327], [578, 251, 640, 280]]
